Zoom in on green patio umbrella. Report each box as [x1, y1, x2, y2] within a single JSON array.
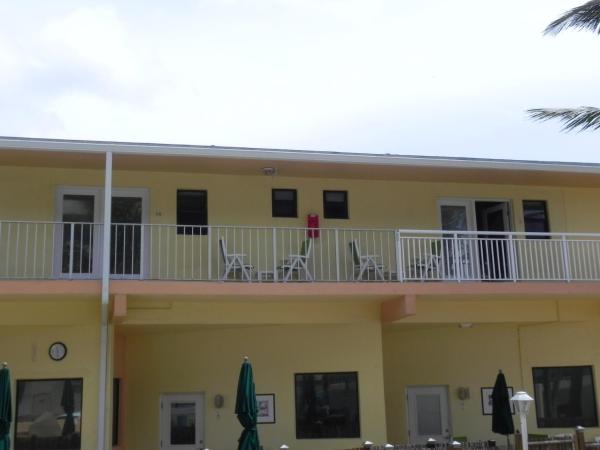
[[0, 362, 12, 450], [491, 370, 514, 445], [235, 357, 260, 450]]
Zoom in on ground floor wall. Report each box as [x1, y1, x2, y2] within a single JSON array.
[[121, 322, 388, 450], [5, 296, 600, 450], [0, 299, 101, 450], [383, 320, 600, 444]]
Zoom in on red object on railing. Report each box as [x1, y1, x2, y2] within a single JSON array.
[[307, 214, 320, 238]]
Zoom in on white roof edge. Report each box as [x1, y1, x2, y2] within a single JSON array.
[[1, 135, 600, 175]]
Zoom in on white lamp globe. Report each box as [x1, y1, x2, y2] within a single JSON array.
[[511, 391, 534, 415]]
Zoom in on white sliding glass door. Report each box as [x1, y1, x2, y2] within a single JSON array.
[[55, 187, 148, 279]]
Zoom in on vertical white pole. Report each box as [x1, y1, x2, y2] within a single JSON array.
[[520, 413, 528, 450], [98, 151, 113, 450]]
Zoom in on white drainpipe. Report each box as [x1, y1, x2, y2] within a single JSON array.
[[97, 151, 113, 450]]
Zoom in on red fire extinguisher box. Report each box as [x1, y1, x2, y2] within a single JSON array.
[[307, 214, 320, 238]]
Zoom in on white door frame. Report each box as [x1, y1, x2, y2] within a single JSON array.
[[110, 187, 150, 279], [438, 197, 514, 233], [54, 186, 150, 279], [438, 198, 513, 279], [437, 198, 477, 232], [159, 392, 205, 450], [54, 186, 104, 279], [438, 199, 477, 279], [405, 385, 451, 445]]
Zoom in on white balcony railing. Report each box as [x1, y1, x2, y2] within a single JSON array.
[[2, 221, 600, 282]]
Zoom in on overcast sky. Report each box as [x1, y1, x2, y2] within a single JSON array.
[[0, 0, 599, 162]]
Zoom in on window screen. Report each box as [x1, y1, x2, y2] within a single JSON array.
[[177, 190, 208, 235], [272, 189, 298, 218], [533, 366, 598, 427], [523, 200, 549, 238], [323, 191, 349, 219], [295, 372, 360, 439], [15, 378, 83, 450]]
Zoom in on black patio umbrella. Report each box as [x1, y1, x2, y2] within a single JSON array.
[[61, 379, 76, 437], [491, 371, 514, 444], [0, 362, 11, 450]]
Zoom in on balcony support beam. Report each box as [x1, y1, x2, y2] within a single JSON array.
[[112, 293, 127, 322], [381, 294, 417, 323]]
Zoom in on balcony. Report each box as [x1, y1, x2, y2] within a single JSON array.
[[1, 221, 600, 283]]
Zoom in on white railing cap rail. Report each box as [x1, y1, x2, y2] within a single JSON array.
[[111, 223, 600, 238], [4, 220, 600, 239], [0, 220, 103, 225]]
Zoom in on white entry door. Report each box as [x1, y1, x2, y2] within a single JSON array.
[[406, 386, 451, 444], [439, 199, 477, 279], [54, 187, 103, 278], [160, 393, 205, 450], [54, 187, 148, 279]]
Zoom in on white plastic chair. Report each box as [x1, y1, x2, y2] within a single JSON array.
[[410, 240, 443, 280], [350, 240, 385, 280], [219, 237, 253, 280], [279, 238, 313, 281]]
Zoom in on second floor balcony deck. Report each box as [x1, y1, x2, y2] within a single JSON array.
[[1, 221, 599, 283]]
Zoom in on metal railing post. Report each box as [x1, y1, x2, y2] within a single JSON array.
[[139, 224, 145, 280], [207, 227, 212, 280], [453, 233, 461, 282], [272, 228, 278, 281], [395, 230, 404, 282], [68, 222, 74, 279], [562, 234, 571, 282], [335, 229, 340, 282], [508, 234, 518, 282]]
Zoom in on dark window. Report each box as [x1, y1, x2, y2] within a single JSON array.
[[112, 378, 120, 446], [15, 378, 83, 450], [272, 189, 297, 218], [532, 366, 598, 428], [523, 200, 550, 238], [295, 372, 360, 439], [323, 191, 349, 219], [177, 190, 208, 235]]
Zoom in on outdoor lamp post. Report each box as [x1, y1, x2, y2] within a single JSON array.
[[511, 391, 534, 450]]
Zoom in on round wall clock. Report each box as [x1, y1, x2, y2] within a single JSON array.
[[49, 342, 67, 361]]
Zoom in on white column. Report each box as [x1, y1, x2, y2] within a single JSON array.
[[97, 151, 113, 450], [520, 413, 529, 450]]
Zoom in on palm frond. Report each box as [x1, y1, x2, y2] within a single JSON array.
[[527, 107, 600, 131], [544, 0, 600, 35]]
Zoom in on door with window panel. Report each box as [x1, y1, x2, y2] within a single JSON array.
[[57, 191, 101, 278], [406, 386, 451, 444], [160, 394, 205, 450], [110, 196, 143, 277], [439, 200, 478, 279]]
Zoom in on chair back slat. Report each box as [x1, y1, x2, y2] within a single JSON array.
[[349, 240, 360, 265], [301, 238, 313, 258], [219, 238, 228, 262]]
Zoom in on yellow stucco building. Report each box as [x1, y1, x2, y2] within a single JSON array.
[[2, 137, 600, 450]]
